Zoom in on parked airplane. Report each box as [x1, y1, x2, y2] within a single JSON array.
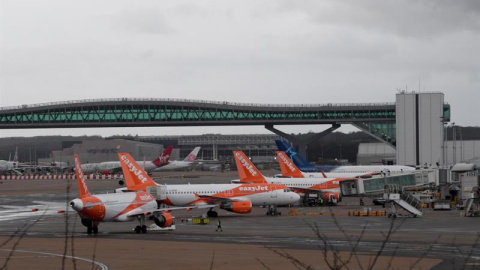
[[0, 160, 18, 174], [0, 147, 20, 174], [81, 146, 172, 174], [69, 154, 196, 234], [118, 152, 300, 216], [233, 151, 356, 205], [276, 151, 374, 179], [154, 146, 201, 171], [275, 140, 415, 174]]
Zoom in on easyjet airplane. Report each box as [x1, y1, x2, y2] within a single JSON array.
[[81, 146, 173, 174], [70, 154, 196, 234], [118, 152, 300, 216], [233, 151, 357, 204]]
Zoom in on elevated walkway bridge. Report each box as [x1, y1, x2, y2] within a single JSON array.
[[0, 98, 450, 148]]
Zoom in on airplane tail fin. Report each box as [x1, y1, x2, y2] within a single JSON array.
[[183, 146, 201, 162], [233, 151, 267, 183], [276, 151, 304, 178], [152, 146, 172, 167], [74, 154, 91, 198], [275, 140, 313, 169], [13, 147, 18, 163], [118, 152, 157, 191]]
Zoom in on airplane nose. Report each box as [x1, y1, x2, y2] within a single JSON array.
[[289, 193, 301, 203], [70, 199, 84, 212]]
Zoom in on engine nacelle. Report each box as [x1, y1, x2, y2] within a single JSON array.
[[154, 213, 174, 228], [220, 201, 252, 214]]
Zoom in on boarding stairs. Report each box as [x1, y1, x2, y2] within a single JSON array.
[[462, 198, 480, 217], [384, 184, 423, 218]]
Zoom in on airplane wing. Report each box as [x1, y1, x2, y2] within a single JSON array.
[[192, 194, 247, 204], [126, 204, 216, 218]]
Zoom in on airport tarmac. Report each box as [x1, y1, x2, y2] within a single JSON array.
[[0, 171, 479, 269]]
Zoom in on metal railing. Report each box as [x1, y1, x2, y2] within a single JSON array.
[[0, 98, 396, 111], [385, 184, 423, 211]]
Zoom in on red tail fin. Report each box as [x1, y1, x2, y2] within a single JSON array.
[[118, 153, 157, 191], [74, 154, 91, 198], [276, 151, 304, 178], [233, 151, 267, 183], [152, 146, 172, 167]]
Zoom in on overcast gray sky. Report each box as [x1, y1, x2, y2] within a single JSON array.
[[0, 0, 479, 138]]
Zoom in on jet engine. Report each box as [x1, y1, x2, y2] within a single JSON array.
[[220, 201, 252, 214], [154, 212, 174, 228]]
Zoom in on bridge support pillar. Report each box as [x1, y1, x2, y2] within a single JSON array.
[[265, 124, 341, 159]]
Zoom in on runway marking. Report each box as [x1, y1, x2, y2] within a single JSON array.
[[0, 249, 109, 270]]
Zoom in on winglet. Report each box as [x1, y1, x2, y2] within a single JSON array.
[[74, 154, 91, 198], [118, 153, 157, 191], [233, 151, 267, 183], [276, 151, 304, 178], [183, 147, 201, 162], [152, 146, 172, 167]]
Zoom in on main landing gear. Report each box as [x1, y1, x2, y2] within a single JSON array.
[[82, 219, 99, 235], [207, 209, 218, 218], [135, 215, 148, 234], [266, 205, 281, 216]]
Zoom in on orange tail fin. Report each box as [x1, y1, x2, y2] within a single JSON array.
[[74, 154, 91, 198], [118, 152, 157, 191], [276, 151, 304, 178], [233, 151, 267, 183]]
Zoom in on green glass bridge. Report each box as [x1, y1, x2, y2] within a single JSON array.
[[0, 98, 450, 147]]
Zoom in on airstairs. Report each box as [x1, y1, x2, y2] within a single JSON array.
[[462, 198, 480, 217], [384, 184, 423, 218]]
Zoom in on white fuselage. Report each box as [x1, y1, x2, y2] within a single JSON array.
[[81, 161, 157, 174], [325, 165, 415, 175], [236, 177, 342, 195], [161, 184, 299, 206], [0, 160, 15, 172], [154, 160, 194, 171]]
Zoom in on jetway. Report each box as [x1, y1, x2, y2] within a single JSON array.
[[340, 170, 437, 197]]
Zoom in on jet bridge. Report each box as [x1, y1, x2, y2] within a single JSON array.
[[340, 170, 437, 197]]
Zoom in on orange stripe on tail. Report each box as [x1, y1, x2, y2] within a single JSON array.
[[233, 151, 267, 183], [118, 153, 157, 191], [276, 151, 304, 178], [74, 154, 91, 198]]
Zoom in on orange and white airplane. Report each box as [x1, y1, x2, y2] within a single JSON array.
[[118, 152, 300, 216], [70, 154, 198, 234], [233, 151, 356, 205]]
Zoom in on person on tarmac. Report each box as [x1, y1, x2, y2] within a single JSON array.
[[215, 219, 223, 232]]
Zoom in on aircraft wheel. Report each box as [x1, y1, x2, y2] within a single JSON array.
[[93, 226, 99, 234], [207, 210, 218, 218], [387, 213, 393, 218], [87, 226, 93, 234], [135, 225, 141, 234], [141, 225, 147, 234]]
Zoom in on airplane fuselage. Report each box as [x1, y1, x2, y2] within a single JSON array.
[[70, 191, 158, 222], [159, 184, 299, 206]]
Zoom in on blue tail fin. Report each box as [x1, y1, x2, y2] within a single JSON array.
[[275, 140, 314, 170]]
